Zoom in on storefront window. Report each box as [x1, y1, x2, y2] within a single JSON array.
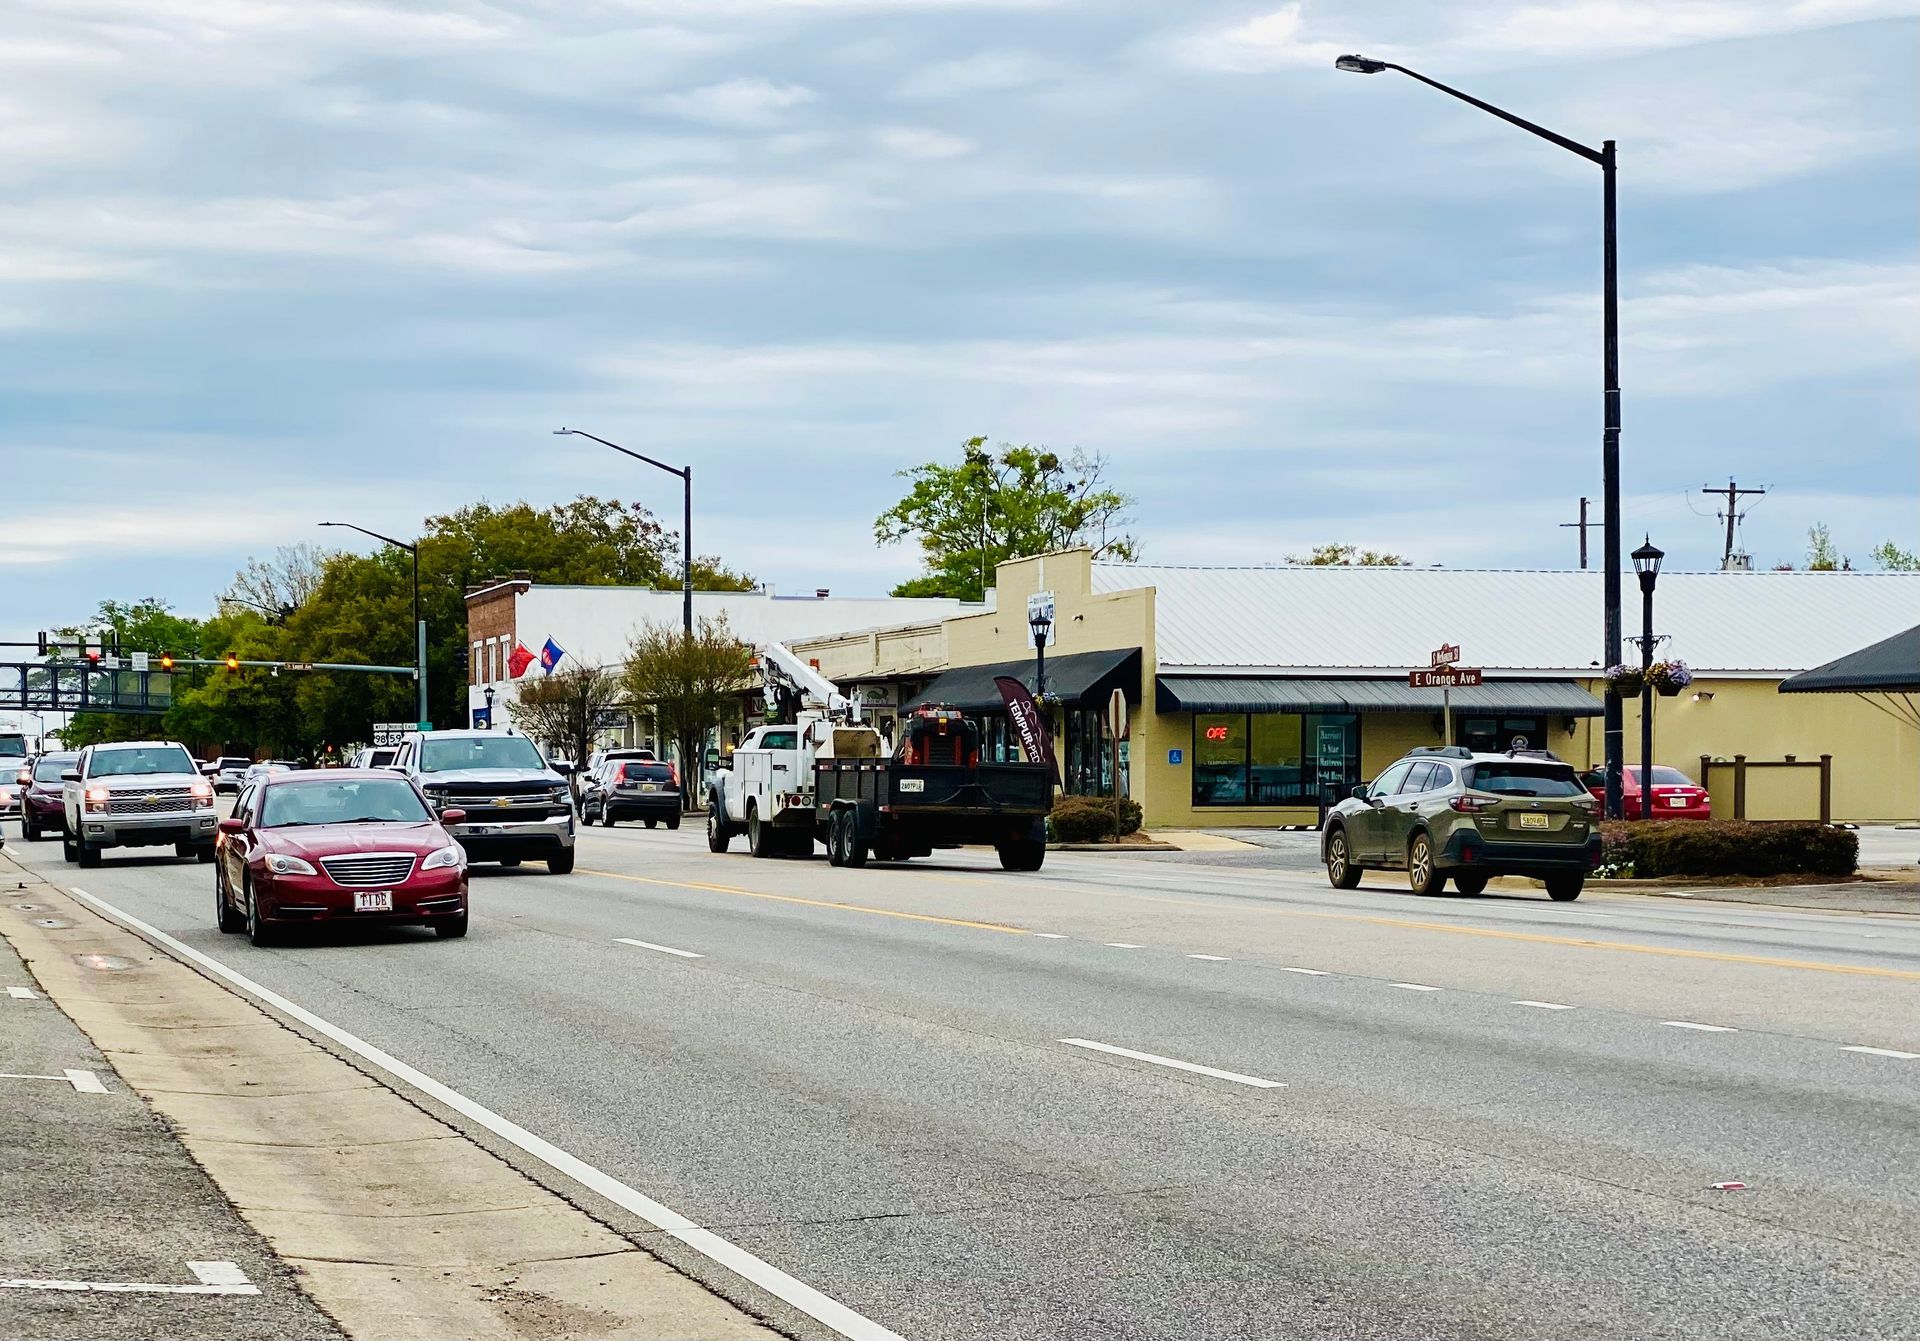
[[1065, 710, 1112, 796], [1247, 714, 1304, 805], [1460, 716, 1545, 754], [1305, 714, 1361, 803], [1193, 714, 1246, 806]]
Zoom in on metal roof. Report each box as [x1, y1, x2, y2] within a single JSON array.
[[1780, 623, 1920, 694], [1156, 676, 1602, 717], [1090, 564, 1920, 675]]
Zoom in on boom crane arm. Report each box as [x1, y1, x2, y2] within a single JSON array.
[[759, 643, 861, 723]]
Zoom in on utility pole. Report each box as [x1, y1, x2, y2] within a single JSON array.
[[1702, 478, 1766, 568], [1560, 497, 1592, 569]]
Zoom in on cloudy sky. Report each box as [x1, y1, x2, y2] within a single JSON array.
[[3, 0, 1916, 632]]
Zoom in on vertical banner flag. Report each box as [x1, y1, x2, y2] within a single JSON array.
[[993, 676, 1059, 783], [507, 642, 535, 679], [539, 638, 565, 675]]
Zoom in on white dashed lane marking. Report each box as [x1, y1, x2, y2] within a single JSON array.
[[1058, 1039, 1285, 1089], [1389, 983, 1441, 992], [1512, 1000, 1576, 1010], [1186, 954, 1230, 962], [1277, 967, 1329, 976], [1104, 942, 1145, 949], [1663, 1021, 1736, 1033], [613, 937, 704, 960], [1841, 1046, 1920, 1059]]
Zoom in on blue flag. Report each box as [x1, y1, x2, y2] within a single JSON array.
[[539, 638, 565, 675]]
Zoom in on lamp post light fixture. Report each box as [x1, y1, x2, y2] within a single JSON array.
[[319, 521, 427, 729], [1632, 536, 1664, 817], [1336, 52, 1625, 818], [1027, 605, 1054, 702], [483, 685, 496, 730], [554, 428, 693, 640]]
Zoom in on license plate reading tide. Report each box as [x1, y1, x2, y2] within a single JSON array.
[[1516, 812, 1551, 830], [354, 891, 394, 912]]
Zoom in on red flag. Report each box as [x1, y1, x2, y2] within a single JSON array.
[[507, 642, 534, 679], [993, 676, 1059, 783]]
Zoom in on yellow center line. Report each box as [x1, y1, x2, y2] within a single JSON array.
[[578, 868, 1030, 935]]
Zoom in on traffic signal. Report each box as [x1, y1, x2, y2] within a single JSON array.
[[454, 647, 469, 672], [225, 653, 240, 672], [85, 649, 101, 665], [159, 653, 175, 671]]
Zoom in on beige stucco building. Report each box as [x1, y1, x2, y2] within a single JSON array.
[[796, 549, 1920, 827]]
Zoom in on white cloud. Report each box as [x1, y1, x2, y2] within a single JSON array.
[[873, 126, 977, 159], [656, 77, 818, 128], [893, 49, 1057, 98], [1165, 3, 1351, 73]]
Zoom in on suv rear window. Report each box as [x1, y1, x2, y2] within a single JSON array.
[[216, 757, 252, 769], [619, 763, 674, 782], [1464, 762, 1585, 797]]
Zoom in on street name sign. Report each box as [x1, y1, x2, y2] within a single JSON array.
[[1410, 667, 1483, 688], [1430, 644, 1460, 669]]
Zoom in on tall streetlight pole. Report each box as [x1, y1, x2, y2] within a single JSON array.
[[1335, 53, 1624, 818], [554, 428, 693, 640], [320, 521, 427, 729], [1632, 537, 1664, 818]]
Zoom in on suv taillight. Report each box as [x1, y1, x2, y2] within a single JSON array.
[[1449, 795, 1493, 814], [613, 764, 626, 784]]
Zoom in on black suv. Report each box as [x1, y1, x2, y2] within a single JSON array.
[[1321, 746, 1601, 901]]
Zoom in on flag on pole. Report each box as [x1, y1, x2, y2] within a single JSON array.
[[507, 642, 534, 679], [539, 638, 565, 675], [993, 675, 1059, 783]]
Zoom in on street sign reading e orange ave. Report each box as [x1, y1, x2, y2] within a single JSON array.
[[1411, 667, 1483, 688]]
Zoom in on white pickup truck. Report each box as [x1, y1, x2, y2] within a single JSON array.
[[706, 717, 885, 858]]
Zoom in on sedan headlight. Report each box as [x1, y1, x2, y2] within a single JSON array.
[[421, 844, 464, 871], [263, 853, 318, 876]]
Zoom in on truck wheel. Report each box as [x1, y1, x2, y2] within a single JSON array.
[[748, 805, 775, 859], [546, 848, 576, 875], [62, 830, 78, 863], [78, 841, 102, 869], [706, 804, 732, 853], [644, 818, 658, 829], [827, 811, 846, 866], [997, 839, 1045, 872], [175, 841, 196, 860]]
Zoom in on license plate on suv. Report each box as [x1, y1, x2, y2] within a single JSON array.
[[353, 891, 394, 912], [1516, 812, 1551, 830]]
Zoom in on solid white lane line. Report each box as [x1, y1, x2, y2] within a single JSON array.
[[68, 887, 905, 1341], [1389, 983, 1440, 992], [1, 1262, 260, 1296], [1663, 1021, 1736, 1032], [6, 986, 36, 999], [1057, 1039, 1285, 1089], [1512, 1000, 1575, 1010], [1104, 942, 1144, 949], [1186, 954, 1230, 961], [613, 937, 704, 960], [1277, 966, 1328, 976], [1841, 1046, 1920, 1059]]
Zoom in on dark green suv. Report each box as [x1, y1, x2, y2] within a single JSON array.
[[1321, 746, 1600, 901]]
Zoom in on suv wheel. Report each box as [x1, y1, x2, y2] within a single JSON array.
[[1406, 832, 1444, 896], [1453, 872, 1489, 896], [1324, 827, 1362, 889], [1545, 874, 1584, 902]]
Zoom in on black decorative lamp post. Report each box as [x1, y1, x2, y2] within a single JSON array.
[[1631, 537, 1664, 816]]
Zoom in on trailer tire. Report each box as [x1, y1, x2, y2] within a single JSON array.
[[997, 837, 1046, 872], [748, 804, 777, 859], [827, 811, 846, 866], [842, 810, 869, 868]]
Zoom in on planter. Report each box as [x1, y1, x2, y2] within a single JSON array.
[[1654, 681, 1684, 697], [1647, 659, 1693, 697], [1603, 665, 1646, 698]]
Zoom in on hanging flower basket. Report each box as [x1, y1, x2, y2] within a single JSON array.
[[1648, 660, 1693, 696], [1603, 664, 1646, 697]]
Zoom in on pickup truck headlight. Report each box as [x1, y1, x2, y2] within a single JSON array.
[[190, 780, 213, 803], [422, 787, 451, 811], [421, 844, 464, 871], [548, 785, 570, 804], [263, 854, 318, 876], [84, 785, 111, 813]]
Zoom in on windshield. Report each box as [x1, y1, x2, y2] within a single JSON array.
[[34, 756, 78, 782], [90, 746, 197, 777], [1465, 762, 1585, 797], [0, 734, 26, 759], [420, 735, 545, 773], [260, 778, 430, 827], [217, 757, 251, 769]]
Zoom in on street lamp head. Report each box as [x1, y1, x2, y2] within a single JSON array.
[[1335, 54, 1389, 74], [554, 427, 572, 436], [1632, 536, 1664, 589]]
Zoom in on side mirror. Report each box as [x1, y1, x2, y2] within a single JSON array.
[[217, 817, 246, 835], [61, 769, 80, 783], [439, 807, 467, 826], [1349, 784, 1370, 802], [551, 762, 574, 777]]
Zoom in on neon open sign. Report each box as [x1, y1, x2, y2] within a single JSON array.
[[1204, 725, 1231, 741]]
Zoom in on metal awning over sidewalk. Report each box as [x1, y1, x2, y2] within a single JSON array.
[[906, 648, 1141, 713], [1780, 622, 1920, 731], [1155, 675, 1603, 717]]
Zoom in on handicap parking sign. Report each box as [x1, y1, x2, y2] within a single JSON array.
[[1168, 748, 1183, 765]]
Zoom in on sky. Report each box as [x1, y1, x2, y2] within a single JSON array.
[[2, 0, 1916, 635]]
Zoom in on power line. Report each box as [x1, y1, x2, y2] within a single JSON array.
[[1559, 497, 1591, 569], [1702, 478, 1767, 569]]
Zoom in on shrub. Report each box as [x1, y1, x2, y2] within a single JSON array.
[[1599, 820, 1857, 879], [1049, 794, 1143, 843]]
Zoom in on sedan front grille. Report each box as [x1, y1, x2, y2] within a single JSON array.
[[318, 853, 417, 887], [107, 789, 195, 815]]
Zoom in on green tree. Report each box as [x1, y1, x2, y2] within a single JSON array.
[[506, 665, 623, 768], [1286, 544, 1409, 567], [875, 437, 1139, 602], [1806, 523, 1848, 571], [421, 496, 753, 593], [1871, 540, 1919, 571], [619, 616, 755, 795]]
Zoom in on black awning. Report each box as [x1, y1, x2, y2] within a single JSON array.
[[906, 648, 1141, 713], [1780, 624, 1920, 694], [1156, 675, 1603, 717]]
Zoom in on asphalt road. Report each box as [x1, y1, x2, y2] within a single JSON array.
[[11, 821, 1920, 1341]]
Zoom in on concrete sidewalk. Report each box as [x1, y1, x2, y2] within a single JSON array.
[[0, 896, 340, 1341]]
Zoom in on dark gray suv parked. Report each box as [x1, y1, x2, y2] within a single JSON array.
[[1321, 746, 1601, 901]]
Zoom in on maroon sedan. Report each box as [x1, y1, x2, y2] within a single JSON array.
[[17, 752, 78, 843], [216, 769, 470, 946], [1582, 765, 1712, 821]]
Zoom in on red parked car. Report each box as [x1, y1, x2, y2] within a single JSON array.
[[17, 752, 79, 842], [215, 769, 470, 946], [1582, 765, 1711, 820]]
